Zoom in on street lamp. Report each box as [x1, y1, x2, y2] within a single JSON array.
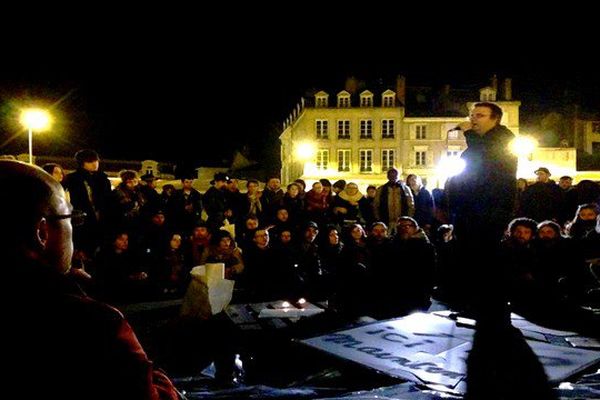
[[509, 135, 538, 157], [20, 108, 51, 164], [510, 135, 538, 178], [295, 141, 316, 161]]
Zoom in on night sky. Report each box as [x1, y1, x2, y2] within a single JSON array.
[[1, 17, 597, 170]]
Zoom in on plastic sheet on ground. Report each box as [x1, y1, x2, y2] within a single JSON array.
[[316, 382, 462, 399]]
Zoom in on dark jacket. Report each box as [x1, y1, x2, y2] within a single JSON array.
[[64, 168, 112, 225], [448, 124, 517, 242]]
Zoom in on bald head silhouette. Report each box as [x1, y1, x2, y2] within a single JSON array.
[[0, 160, 73, 273]]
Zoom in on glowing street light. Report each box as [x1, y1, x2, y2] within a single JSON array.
[[437, 156, 466, 177], [295, 141, 316, 161], [20, 108, 51, 164], [509, 135, 538, 157]]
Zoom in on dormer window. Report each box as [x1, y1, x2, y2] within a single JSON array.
[[360, 90, 373, 107], [381, 90, 396, 107], [479, 87, 497, 102], [315, 91, 329, 108], [337, 91, 351, 108]]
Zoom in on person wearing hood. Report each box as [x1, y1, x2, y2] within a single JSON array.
[[332, 182, 367, 226]]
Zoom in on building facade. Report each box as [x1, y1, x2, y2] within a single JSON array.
[[280, 76, 521, 189], [575, 119, 600, 155]]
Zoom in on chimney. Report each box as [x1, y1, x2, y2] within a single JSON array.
[[491, 74, 498, 91], [345, 76, 358, 94], [396, 75, 406, 104], [503, 78, 512, 101]]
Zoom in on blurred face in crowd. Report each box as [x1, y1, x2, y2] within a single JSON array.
[[227, 179, 238, 192], [322, 185, 331, 196], [387, 168, 399, 183], [170, 234, 182, 250], [367, 187, 377, 198], [328, 229, 339, 245], [163, 186, 174, 196], [51, 166, 64, 182], [246, 218, 259, 230], [397, 220, 417, 240], [253, 229, 269, 249], [276, 209, 289, 222], [193, 226, 210, 240], [83, 160, 100, 172], [517, 178, 528, 191], [469, 105, 498, 135], [124, 178, 138, 190], [407, 175, 417, 187], [559, 177, 572, 190], [182, 179, 193, 191], [267, 178, 281, 191], [345, 183, 359, 196], [370, 224, 388, 242], [536, 171, 550, 183], [114, 233, 129, 252], [304, 227, 318, 243], [288, 184, 299, 198], [350, 225, 365, 242], [538, 226, 559, 241], [512, 225, 533, 244], [579, 208, 598, 221], [280, 231, 292, 245], [151, 213, 165, 226], [218, 236, 232, 251], [443, 230, 454, 243], [312, 182, 323, 193], [247, 181, 259, 195]]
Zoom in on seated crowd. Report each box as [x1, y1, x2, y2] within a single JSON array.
[[47, 150, 599, 330]]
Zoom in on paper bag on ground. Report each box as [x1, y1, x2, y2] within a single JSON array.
[[180, 264, 234, 319]]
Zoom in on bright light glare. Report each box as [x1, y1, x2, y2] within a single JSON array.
[[281, 301, 291, 308], [20, 109, 51, 131], [295, 142, 316, 161], [510, 136, 537, 157], [297, 298, 306, 305], [437, 156, 466, 177]]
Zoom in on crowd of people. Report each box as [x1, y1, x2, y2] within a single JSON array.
[[5, 101, 598, 398], [33, 147, 599, 331]]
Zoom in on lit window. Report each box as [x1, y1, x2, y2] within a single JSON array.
[[382, 149, 395, 172], [360, 149, 373, 173], [316, 120, 328, 139], [383, 95, 394, 107], [360, 120, 373, 139], [316, 149, 329, 170], [382, 119, 395, 138], [338, 120, 351, 139], [338, 149, 351, 172]]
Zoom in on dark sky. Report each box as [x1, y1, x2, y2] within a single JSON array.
[[1, 17, 597, 167]]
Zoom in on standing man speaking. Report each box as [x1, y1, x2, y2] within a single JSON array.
[[447, 102, 517, 320]]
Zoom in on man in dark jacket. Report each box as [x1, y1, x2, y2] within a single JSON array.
[[2, 160, 178, 400], [446, 102, 518, 323], [63, 149, 112, 256]]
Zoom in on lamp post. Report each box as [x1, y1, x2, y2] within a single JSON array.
[[20, 108, 51, 164]]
